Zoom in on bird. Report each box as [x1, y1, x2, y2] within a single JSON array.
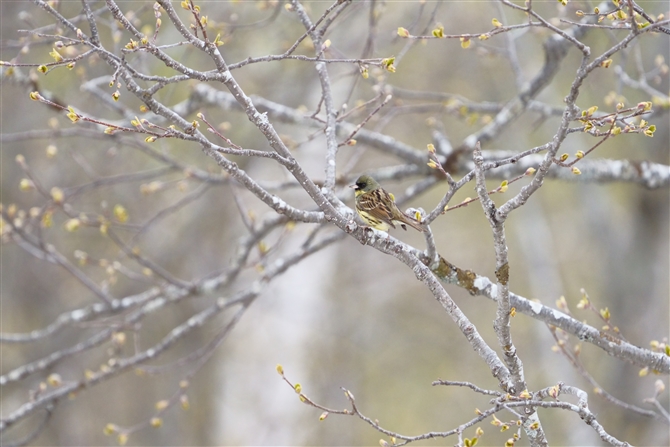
[[350, 175, 426, 232]]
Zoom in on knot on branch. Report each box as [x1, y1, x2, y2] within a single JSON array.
[[495, 262, 509, 285]]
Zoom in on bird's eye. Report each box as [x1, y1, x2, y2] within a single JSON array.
[[356, 182, 364, 188]]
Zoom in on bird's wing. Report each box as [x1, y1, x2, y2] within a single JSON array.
[[357, 189, 396, 226]]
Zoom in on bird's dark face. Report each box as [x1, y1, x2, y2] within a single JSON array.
[[350, 175, 378, 194], [353, 179, 366, 191]]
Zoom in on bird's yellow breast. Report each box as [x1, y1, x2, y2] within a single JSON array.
[[356, 210, 391, 232]]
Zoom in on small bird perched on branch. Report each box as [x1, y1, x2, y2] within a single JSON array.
[[350, 175, 426, 232]]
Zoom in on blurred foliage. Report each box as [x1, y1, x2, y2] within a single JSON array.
[[1, 0, 668, 446]]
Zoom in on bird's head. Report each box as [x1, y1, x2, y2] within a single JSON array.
[[350, 175, 379, 195]]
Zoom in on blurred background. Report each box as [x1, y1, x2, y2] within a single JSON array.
[[1, 0, 668, 446]]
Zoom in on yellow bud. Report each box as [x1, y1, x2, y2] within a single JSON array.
[[639, 367, 649, 377], [294, 383, 302, 394], [64, 218, 81, 232], [155, 400, 169, 411], [600, 307, 610, 320], [600, 59, 612, 68], [19, 178, 34, 191], [319, 411, 328, 421], [113, 204, 128, 223], [41, 210, 53, 228], [112, 332, 126, 345], [29, 91, 41, 100], [117, 433, 128, 446], [276, 364, 284, 375], [66, 109, 80, 123], [103, 423, 117, 436], [46, 144, 58, 157], [637, 101, 652, 112], [51, 187, 65, 204], [47, 373, 63, 387], [655, 379, 665, 394], [397, 27, 410, 38], [145, 136, 157, 143], [49, 48, 63, 62], [492, 18, 502, 28], [571, 167, 581, 175], [460, 37, 471, 49], [150, 417, 162, 428], [180, 394, 190, 410], [347, 139, 357, 146], [575, 150, 584, 159]]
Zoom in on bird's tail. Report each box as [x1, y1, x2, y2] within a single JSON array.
[[400, 213, 427, 232]]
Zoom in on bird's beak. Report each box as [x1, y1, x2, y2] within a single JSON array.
[[349, 184, 358, 190]]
